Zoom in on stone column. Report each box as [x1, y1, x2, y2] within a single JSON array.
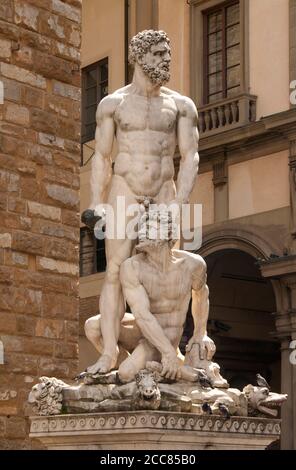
[[212, 156, 228, 223], [261, 265, 296, 449], [273, 333, 294, 449], [284, 279, 296, 449], [290, 306, 296, 449]]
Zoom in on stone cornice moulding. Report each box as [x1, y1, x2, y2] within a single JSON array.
[[30, 411, 281, 437], [260, 255, 296, 278], [199, 109, 296, 154]]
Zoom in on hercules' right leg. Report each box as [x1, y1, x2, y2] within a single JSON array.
[[94, 235, 136, 373], [84, 314, 103, 354], [89, 176, 140, 373]]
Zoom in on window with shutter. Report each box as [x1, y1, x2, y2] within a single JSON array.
[[81, 58, 108, 144], [204, 1, 240, 104], [80, 228, 106, 277]]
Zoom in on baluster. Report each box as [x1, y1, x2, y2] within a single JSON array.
[[231, 101, 239, 123], [204, 110, 211, 132], [211, 108, 218, 129], [199, 112, 205, 133], [250, 100, 256, 121], [217, 106, 224, 127], [225, 104, 231, 125]]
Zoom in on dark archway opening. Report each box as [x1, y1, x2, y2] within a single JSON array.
[[181, 249, 281, 391]]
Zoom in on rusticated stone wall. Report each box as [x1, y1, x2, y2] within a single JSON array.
[[0, 0, 81, 449]]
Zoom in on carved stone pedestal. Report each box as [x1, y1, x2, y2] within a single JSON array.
[[29, 412, 281, 450]]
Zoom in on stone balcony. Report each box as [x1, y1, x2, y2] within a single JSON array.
[[198, 93, 257, 138]]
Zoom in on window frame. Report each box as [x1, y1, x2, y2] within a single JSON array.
[[203, 0, 240, 104], [190, 0, 249, 107], [81, 57, 108, 144]]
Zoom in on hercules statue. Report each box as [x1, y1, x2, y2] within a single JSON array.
[[84, 30, 200, 375]]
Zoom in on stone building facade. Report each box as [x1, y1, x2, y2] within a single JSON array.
[[0, 0, 81, 449], [79, 0, 296, 449]]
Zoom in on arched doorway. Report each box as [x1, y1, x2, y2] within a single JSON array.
[[182, 248, 281, 391]]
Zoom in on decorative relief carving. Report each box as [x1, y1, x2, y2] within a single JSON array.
[[212, 159, 228, 187], [29, 412, 281, 437]]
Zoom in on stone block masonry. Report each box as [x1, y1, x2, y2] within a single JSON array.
[[0, 0, 81, 450]]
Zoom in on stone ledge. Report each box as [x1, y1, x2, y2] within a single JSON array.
[[30, 412, 281, 450]]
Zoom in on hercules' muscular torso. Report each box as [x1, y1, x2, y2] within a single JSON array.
[[113, 89, 178, 197]]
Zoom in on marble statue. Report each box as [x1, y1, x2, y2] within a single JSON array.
[[29, 31, 288, 434], [84, 29, 199, 374]]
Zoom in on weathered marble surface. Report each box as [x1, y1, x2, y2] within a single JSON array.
[[28, 372, 287, 419]]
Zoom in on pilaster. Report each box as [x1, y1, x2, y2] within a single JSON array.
[[260, 262, 296, 449], [212, 154, 228, 223]]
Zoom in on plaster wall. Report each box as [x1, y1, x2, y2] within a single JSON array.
[[190, 171, 215, 226], [249, 0, 290, 118], [81, 0, 125, 92], [229, 151, 290, 219], [158, 0, 190, 95]]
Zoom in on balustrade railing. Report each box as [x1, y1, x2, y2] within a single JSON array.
[[198, 93, 257, 137]]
